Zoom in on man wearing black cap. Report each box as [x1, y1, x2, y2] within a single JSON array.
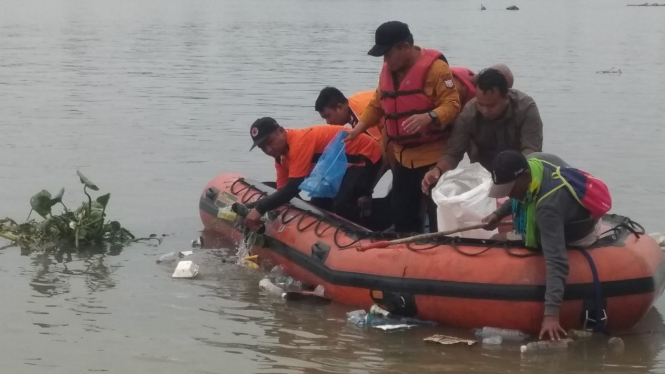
[[244, 117, 382, 229], [345, 21, 461, 233], [482, 151, 608, 340]]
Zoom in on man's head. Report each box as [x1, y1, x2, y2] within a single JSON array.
[[489, 63, 514, 88], [475, 68, 510, 120], [488, 151, 532, 200], [249, 117, 288, 158], [368, 21, 415, 73], [315, 87, 350, 125]]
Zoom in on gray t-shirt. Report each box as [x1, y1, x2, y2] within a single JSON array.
[[494, 152, 598, 316]]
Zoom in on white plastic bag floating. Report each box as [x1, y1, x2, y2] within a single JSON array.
[[431, 163, 497, 239]]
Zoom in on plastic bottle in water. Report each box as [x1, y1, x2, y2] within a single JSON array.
[[482, 336, 503, 345], [347, 310, 367, 325], [156, 251, 185, 264], [568, 329, 593, 339], [217, 207, 238, 222], [476, 327, 529, 341], [258, 279, 285, 298], [369, 304, 391, 317], [366, 314, 395, 326], [520, 338, 573, 353], [274, 276, 303, 290]]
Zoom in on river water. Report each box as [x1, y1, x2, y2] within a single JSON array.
[[1, 0, 665, 372]]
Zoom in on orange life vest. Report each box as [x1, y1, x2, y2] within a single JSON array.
[[379, 48, 448, 147]]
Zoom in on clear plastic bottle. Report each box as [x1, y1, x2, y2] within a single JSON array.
[[477, 327, 529, 341], [520, 338, 573, 353], [258, 278, 285, 298], [217, 207, 238, 222], [482, 336, 503, 345], [369, 304, 391, 317], [347, 310, 367, 325], [156, 251, 184, 264], [568, 329, 593, 339]]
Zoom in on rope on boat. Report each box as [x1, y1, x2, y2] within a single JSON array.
[[229, 178, 648, 256]]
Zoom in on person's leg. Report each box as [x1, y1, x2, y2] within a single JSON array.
[[309, 197, 333, 211], [391, 163, 426, 233], [332, 161, 380, 224]]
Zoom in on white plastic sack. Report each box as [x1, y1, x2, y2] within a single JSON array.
[[431, 163, 498, 239]]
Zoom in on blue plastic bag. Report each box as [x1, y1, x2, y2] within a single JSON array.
[[299, 131, 348, 198]]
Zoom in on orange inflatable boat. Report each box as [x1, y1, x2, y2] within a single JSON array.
[[200, 173, 665, 333]]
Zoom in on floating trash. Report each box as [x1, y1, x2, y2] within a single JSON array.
[[172, 261, 200, 279], [424, 334, 476, 346]]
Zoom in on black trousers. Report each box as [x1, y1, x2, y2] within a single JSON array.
[[391, 162, 438, 233], [310, 160, 380, 225]]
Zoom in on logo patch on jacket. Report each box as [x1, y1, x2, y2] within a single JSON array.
[[445, 79, 454, 88]]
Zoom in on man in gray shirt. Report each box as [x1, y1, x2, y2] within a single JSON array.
[[482, 151, 604, 340], [421, 68, 543, 194]]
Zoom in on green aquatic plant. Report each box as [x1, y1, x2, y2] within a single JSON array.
[[0, 171, 160, 251]]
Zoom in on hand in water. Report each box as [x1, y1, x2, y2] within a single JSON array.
[[540, 315, 567, 340], [244, 208, 263, 231]]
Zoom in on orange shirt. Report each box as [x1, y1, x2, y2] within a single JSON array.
[[275, 126, 382, 189], [348, 91, 383, 142]]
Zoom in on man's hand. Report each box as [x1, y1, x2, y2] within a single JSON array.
[[539, 315, 567, 341], [244, 208, 263, 231], [421, 167, 442, 194], [344, 126, 363, 143], [481, 213, 501, 230], [357, 196, 372, 218], [402, 113, 433, 134]]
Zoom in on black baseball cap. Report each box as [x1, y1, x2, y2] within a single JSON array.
[[249, 117, 280, 151], [367, 21, 413, 57], [488, 151, 530, 198]]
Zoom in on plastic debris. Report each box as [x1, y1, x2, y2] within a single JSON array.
[[217, 207, 238, 222], [274, 276, 303, 290], [482, 336, 503, 345], [476, 327, 529, 341], [191, 236, 204, 248], [284, 285, 328, 301], [241, 255, 259, 269], [369, 304, 391, 317], [157, 251, 188, 264], [424, 334, 477, 346], [520, 338, 572, 353], [568, 329, 593, 339], [259, 278, 285, 298], [347, 310, 367, 325], [172, 261, 200, 279], [608, 337, 625, 354], [373, 324, 415, 331], [397, 317, 438, 326], [649, 232, 665, 247]]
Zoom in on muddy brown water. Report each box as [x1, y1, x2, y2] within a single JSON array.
[[1, 0, 665, 372]]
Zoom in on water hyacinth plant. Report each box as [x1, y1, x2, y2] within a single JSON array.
[[0, 171, 160, 251]]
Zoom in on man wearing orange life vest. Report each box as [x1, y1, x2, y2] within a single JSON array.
[[345, 21, 461, 233]]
